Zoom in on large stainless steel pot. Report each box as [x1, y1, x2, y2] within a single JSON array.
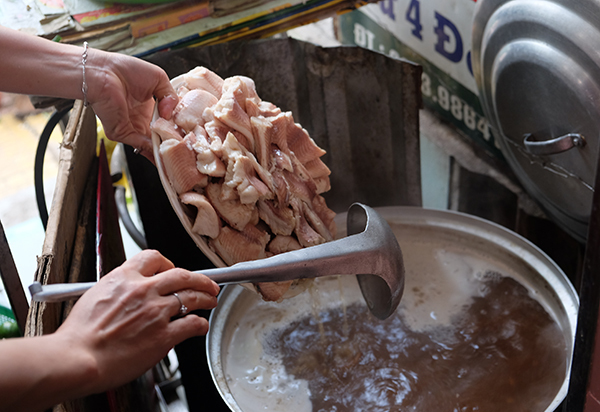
[[472, 0, 600, 242], [206, 206, 578, 411]]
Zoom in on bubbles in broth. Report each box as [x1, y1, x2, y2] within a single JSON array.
[[264, 273, 566, 412], [221, 222, 570, 412]]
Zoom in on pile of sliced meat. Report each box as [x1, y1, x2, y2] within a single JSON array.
[[151, 66, 336, 302]]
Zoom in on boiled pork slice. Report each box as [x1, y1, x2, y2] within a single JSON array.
[[191, 125, 226, 177], [255, 235, 303, 302], [151, 117, 183, 142], [205, 182, 257, 231], [286, 121, 326, 164], [173, 89, 219, 132], [257, 200, 294, 236], [290, 198, 326, 248], [246, 99, 281, 118], [213, 77, 255, 149], [180, 192, 221, 239], [181, 66, 224, 99], [228, 156, 273, 205], [209, 224, 270, 266], [160, 137, 207, 194]]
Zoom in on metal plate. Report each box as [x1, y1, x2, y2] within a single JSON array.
[[472, 0, 600, 242], [206, 206, 579, 412]]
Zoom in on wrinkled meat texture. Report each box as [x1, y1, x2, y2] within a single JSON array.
[[246, 99, 281, 118], [160, 137, 207, 194], [180, 192, 221, 239], [158, 66, 337, 303], [269, 112, 292, 153], [301, 200, 334, 242], [222, 132, 274, 195], [271, 170, 290, 207], [258, 200, 295, 236], [282, 168, 317, 205], [213, 77, 255, 149], [256, 235, 303, 302], [250, 116, 273, 170], [210, 224, 270, 266], [222, 75, 260, 110], [151, 117, 183, 142], [173, 89, 218, 131], [205, 182, 258, 231], [268, 235, 302, 254], [228, 156, 273, 205], [191, 125, 226, 177], [181, 66, 223, 99], [291, 198, 326, 247], [203, 119, 228, 156], [287, 121, 326, 163], [255, 280, 292, 302], [271, 145, 293, 173], [312, 194, 337, 239], [304, 158, 331, 179], [313, 176, 331, 195]]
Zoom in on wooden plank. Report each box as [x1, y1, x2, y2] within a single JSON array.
[[26, 101, 98, 337]]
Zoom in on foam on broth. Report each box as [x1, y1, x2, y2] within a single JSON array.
[[222, 222, 568, 412]]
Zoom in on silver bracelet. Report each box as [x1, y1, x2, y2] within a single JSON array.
[[81, 41, 89, 107]]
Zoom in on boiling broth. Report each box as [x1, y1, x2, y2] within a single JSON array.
[[220, 218, 573, 412], [264, 273, 567, 412]]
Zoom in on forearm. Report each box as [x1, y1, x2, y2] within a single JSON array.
[[0, 333, 98, 412], [0, 26, 86, 100]]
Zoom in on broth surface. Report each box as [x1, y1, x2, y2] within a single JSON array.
[[265, 274, 567, 412], [221, 221, 571, 412]]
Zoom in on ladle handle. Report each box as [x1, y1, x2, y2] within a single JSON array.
[[29, 281, 96, 302], [198, 235, 379, 285], [28, 231, 378, 302]]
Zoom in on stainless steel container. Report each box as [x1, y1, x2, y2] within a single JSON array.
[[472, 0, 600, 242], [206, 206, 579, 412]]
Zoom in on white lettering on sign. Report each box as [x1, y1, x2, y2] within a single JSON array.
[[359, 0, 478, 94]]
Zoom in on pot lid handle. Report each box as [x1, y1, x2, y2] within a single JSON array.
[[523, 133, 586, 156]]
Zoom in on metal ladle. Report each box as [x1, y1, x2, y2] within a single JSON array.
[[29, 203, 405, 320]]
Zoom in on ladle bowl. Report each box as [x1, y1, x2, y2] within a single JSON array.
[[29, 203, 405, 319]]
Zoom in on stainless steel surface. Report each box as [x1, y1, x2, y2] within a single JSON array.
[[28, 281, 96, 303], [207, 206, 579, 412], [524, 133, 586, 156], [28, 203, 405, 320], [472, 0, 600, 242]]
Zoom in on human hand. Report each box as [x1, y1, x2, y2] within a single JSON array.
[[86, 50, 178, 163], [55, 249, 219, 393]]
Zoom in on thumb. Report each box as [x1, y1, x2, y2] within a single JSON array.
[[154, 75, 178, 120]]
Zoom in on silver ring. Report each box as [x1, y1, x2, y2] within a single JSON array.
[[133, 147, 141, 155], [173, 292, 188, 315]]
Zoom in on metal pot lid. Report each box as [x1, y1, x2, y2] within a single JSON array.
[[472, 0, 600, 242]]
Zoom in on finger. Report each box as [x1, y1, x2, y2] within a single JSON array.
[[158, 95, 178, 120], [153, 71, 178, 121], [167, 315, 211, 343], [170, 289, 218, 316], [154, 268, 220, 296], [121, 249, 175, 277]]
